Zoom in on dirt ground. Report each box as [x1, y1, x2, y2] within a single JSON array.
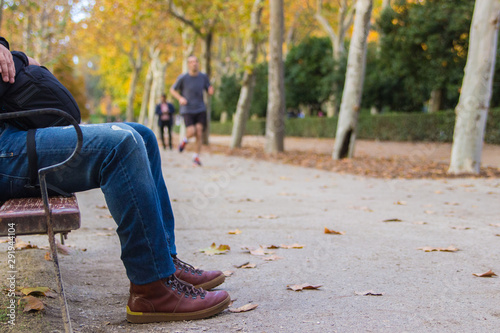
[[1, 135, 499, 332]]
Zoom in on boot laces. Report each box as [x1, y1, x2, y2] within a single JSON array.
[[173, 257, 203, 276], [165, 274, 206, 299]]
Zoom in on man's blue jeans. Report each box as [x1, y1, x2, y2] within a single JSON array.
[[0, 122, 176, 284]]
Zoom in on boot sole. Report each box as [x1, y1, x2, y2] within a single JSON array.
[[126, 294, 231, 323], [194, 274, 226, 290]]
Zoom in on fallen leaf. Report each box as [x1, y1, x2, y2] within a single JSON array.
[[19, 287, 51, 297], [228, 229, 242, 235], [199, 243, 230, 256], [96, 205, 108, 209], [96, 233, 114, 236], [472, 270, 497, 278], [324, 227, 345, 235], [280, 243, 305, 249], [444, 202, 460, 206], [287, 283, 322, 291], [394, 201, 407, 205], [234, 262, 256, 269], [44, 252, 52, 261], [98, 214, 113, 219], [435, 190, 443, 194], [0, 239, 9, 243], [489, 223, 500, 227], [262, 255, 283, 261], [229, 303, 258, 313], [250, 248, 274, 256], [413, 221, 428, 225], [56, 242, 71, 255], [424, 210, 434, 214], [355, 290, 384, 296], [14, 240, 38, 250], [418, 246, 459, 252], [451, 226, 471, 230], [382, 218, 403, 222], [258, 214, 279, 219], [261, 244, 280, 249], [19, 296, 44, 312], [223, 270, 234, 277]]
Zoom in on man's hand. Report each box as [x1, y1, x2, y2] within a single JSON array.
[[28, 56, 40, 66], [0, 44, 15, 83], [208, 86, 214, 96], [179, 96, 188, 105]]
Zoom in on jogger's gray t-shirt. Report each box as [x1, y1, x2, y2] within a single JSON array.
[[171, 73, 211, 114]]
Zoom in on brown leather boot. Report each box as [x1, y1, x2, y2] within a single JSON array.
[[173, 256, 225, 290], [126, 275, 230, 323]]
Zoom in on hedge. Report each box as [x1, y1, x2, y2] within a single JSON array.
[[210, 109, 500, 144]]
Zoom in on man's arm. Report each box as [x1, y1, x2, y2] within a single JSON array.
[[170, 77, 187, 105], [0, 37, 15, 83]]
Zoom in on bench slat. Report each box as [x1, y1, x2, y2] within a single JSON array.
[[0, 196, 80, 236]]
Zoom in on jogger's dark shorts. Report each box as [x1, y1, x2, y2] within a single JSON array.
[[183, 111, 207, 130]]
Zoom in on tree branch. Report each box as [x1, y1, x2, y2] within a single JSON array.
[[166, 0, 203, 36]]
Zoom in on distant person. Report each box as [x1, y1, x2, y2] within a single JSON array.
[[170, 55, 213, 166], [155, 93, 175, 150]]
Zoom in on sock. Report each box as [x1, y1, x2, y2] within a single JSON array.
[[183, 137, 188, 143], [193, 153, 199, 159]]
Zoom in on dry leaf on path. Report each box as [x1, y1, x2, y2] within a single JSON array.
[[96, 233, 114, 237], [228, 229, 242, 235], [0, 239, 9, 243], [424, 210, 434, 215], [261, 244, 280, 249], [56, 241, 72, 255], [19, 287, 51, 297], [451, 226, 471, 230], [223, 270, 234, 277], [280, 243, 305, 249], [98, 214, 113, 219], [96, 205, 108, 209], [250, 248, 274, 256], [324, 227, 345, 235], [418, 246, 459, 252], [14, 240, 37, 250], [258, 214, 279, 219], [199, 243, 230, 256], [472, 270, 497, 278], [394, 201, 407, 205], [382, 218, 403, 222], [234, 262, 256, 269], [355, 290, 384, 296], [262, 255, 283, 261], [489, 223, 500, 227], [413, 221, 428, 225], [19, 296, 44, 312], [44, 252, 52, 261], [229, 303, 258, 313], [287, 283, 322, 291]]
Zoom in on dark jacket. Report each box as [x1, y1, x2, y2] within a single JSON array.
[[155, 102, 175, 126]]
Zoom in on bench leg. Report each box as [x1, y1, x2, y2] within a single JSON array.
[[47, 216, 73, 333]]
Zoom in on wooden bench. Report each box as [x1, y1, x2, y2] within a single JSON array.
[[0, 109, 83, 333]]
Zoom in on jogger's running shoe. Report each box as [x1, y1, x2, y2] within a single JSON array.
[[178, 140, 187, 153], [193, 156, 202, 166]]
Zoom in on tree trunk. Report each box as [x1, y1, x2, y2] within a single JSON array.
[[202, 31, 213, 145], [230, 0, 263, 149], [126, 52, 142, 122], [139, 66, 153, 125], [315, 0, 355, 118], [448, 0, 500, 175], [332, 0, 373, 160], [382, 0, 391, 9], [428, 88, 442, 113], [265, 0, 285, 153]]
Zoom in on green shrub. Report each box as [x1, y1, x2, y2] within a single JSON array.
[[209, 108, 500, 144]]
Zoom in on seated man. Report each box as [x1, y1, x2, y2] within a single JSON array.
[[0, 37, 230, 323]]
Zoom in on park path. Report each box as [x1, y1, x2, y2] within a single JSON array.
[[1, 137, 499, 332], [210, 134, 500, 168]]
